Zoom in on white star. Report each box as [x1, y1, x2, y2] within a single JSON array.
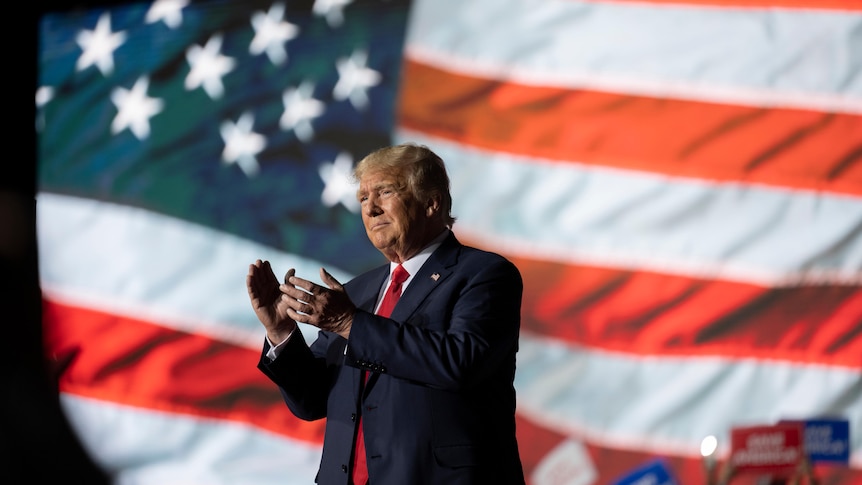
[[220, 112, 265, 177], [36, 86, 55, 132], [76, 12, 126, 76], [185, 34, 235, 99], [280, 81, 325, 142], [319, 151, 359, 212], [110, 76, 164, 140], [333, 49, 381, 111], [249, 2, 298, 65], [145, 0, 188, 29], [36, 86, 54, 107], [312, 0, 354, 28]]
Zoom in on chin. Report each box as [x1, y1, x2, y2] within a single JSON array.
[[371, 239, 392, 251]]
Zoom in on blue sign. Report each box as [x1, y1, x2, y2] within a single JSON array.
[[803, 418, 850, 464], [610, 458, 679, 485]]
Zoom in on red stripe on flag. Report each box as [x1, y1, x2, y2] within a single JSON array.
[[511, 257, 862, 368], [42, 299, 325, 445], [398, 60, 862, 197]]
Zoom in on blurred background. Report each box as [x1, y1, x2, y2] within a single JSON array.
[[24, 0, 861, 483]]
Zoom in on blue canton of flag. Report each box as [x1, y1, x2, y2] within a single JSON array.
[[38, 0, 411, 275]]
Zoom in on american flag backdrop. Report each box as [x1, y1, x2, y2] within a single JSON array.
[[36, 0, 861, 484]]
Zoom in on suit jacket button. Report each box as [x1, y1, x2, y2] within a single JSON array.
[[341, 464, 347, 473], [351, 413, 356, 422]]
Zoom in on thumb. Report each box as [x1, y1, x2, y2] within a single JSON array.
[[320, 267, 343, 290], [283, 268, 296, 285]]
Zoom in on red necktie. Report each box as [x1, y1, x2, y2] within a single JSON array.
[[375, 264, 409, 319], [351, 265, 409, 485]]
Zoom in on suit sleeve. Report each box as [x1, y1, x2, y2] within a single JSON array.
[[257, 329, 346, 421]]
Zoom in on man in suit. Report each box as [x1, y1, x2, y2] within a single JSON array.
[[247, 143, 525, 485]]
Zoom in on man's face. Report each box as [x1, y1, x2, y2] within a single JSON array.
[[357, 170, 428, 263]]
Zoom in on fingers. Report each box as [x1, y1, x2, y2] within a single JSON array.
[[279, 283, 314, 305], [283, 291, 318, 327], [247, 261, 273, 310], [280, 272, 327, 318], [247, 261, 288, 307], [248, 260, 269, 286], [280, 267, 348, 311], [247, 261, 265, 295], [283, 268, 296, 284], [248, 259, 269, 275], [286, 273, 321, 294], [320, 267, 343, 290], [282, 267, 341, 293], [248, 260, 272, 278], [247, 260, 262, 279], [286, 306, 312, 324]]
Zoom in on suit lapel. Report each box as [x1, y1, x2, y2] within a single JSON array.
[[388, 232, 461, 322]]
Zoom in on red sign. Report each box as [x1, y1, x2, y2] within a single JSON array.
[[730, 423, 803, 474]]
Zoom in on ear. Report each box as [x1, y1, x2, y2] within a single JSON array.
[[425, 194, 441, 218]]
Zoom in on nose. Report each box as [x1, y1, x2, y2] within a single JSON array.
[[363, 194, 383, 217]]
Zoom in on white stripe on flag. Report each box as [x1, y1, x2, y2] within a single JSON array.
[[36, 192, 341, 347], [405, 0, 862, 113], [395, 130, 862, 287], [61, 394, 321, 485]]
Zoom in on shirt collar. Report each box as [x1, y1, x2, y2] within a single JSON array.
[[389, 229, 449, 288]]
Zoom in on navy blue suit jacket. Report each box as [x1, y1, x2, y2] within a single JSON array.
[[258, 232, 525, 485]]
